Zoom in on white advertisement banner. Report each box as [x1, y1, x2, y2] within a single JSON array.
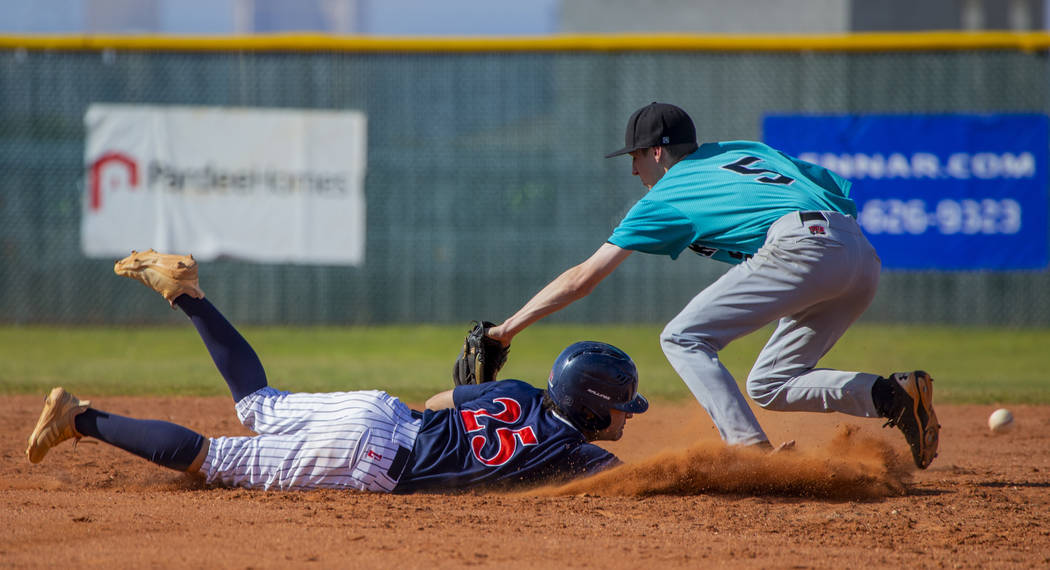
[[82, 104, 367, 265]]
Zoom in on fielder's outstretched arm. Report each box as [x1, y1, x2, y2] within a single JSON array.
[[487, 243, 632, 346]]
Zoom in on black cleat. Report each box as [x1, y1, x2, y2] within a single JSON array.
[[883, 371, 940, 469]]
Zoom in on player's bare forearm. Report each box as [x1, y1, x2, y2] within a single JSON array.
[[489, 266, 594, 342], [487, 243, 631, 345]]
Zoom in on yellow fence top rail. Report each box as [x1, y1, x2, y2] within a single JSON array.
[[2, 31, 1050, 53]]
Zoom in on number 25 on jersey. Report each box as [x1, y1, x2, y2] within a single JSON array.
[[460, 398, 538, 466]]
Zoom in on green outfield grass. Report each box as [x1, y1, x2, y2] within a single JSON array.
[[0, 323, 1046, 404]]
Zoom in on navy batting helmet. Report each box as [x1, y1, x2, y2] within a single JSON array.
[[547, 341, 649, 433]]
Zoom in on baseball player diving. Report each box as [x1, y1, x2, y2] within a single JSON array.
[[25, 250, 648, 492], [484, 102, 939, 469]]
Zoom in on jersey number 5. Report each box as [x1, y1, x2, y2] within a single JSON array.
[[721, 156, 795, 185], [461, 397, 538, 466]]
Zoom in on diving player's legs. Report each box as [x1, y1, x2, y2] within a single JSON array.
[[114, 250, 268, 403], [28, 386, 422, 490], [233, 388, 418, 437], [29, 389, 408, 491], [202, 430, 379, 491], [74, 407, 208, 471], [205, 389, 422, 492], [26, 385, 208, 472], [173, 295, 268, 403]]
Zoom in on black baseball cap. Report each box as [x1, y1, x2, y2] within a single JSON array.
[[605, 102, 697, 158]]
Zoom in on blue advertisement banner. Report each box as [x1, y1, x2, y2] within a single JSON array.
[[762, 114, 1048, 270]]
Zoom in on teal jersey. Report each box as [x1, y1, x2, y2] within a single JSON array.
[[608, 141, 857, 264]]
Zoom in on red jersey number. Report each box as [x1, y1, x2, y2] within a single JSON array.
[[460, 397, 539, 466]]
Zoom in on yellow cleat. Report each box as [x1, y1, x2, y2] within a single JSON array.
[[26, 387, 91, 464], [114, 249, 205, 307]]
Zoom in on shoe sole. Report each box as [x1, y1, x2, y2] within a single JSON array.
[[114, 250, 198, 281], [114, 250, 204, 304], [902, 371, 939, 469], [26, 387, 88, 464]]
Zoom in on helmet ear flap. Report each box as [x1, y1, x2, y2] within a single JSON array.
[[576, 407, 611, 432], [547, 395, 610, 433]]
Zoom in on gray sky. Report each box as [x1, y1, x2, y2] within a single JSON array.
[[0, 0, 561, 35]]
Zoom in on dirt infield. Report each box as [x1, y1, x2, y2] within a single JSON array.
[[3, 395, 1049, 569]]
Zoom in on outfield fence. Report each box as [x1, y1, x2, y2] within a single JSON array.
[[1, 33, 1048, 325]]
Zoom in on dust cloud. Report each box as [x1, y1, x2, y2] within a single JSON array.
[[543, 424, 913, 499]]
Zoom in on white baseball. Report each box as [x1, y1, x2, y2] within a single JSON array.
[[988, 408, 1014, 434]]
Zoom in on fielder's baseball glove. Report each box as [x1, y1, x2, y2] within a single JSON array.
[[452, 320, 509, 386]]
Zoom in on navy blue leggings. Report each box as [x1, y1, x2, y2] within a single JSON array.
[[75, 410, 204, 471], [74, 294, 267, 471], [174, 294, 268, 402]]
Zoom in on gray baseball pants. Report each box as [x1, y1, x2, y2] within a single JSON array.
[[660, 211, 882, 446]]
